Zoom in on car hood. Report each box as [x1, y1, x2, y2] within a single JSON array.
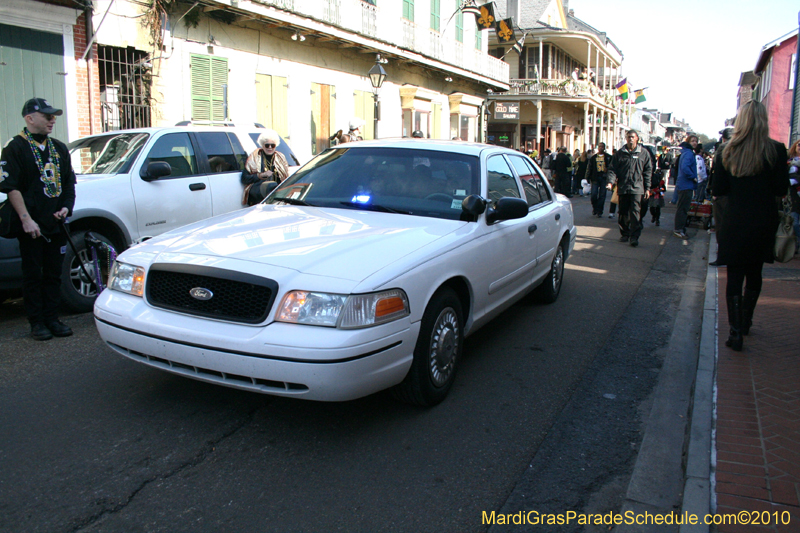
[[76, 173, 119, 183], [141, 205, 467, 282]]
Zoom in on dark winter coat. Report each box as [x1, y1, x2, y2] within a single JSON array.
[[713, 140, 789, 266], [606, 144, 652, 194], [585, 151, 610, 185]]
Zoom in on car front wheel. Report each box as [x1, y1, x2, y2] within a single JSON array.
[[535, 242, 565, 304], [60, 230, 117, 313], [393, 287, 463, 407]]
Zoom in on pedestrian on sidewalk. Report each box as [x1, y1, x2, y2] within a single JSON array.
[[607, 130, 652, 247], [673, 134, 698, 239], [694, 143, 708, 202], [711, 100, 789, 351], [0, 98, 76, 341], [571, 149, 581, 195], [788, 139, 800, 254], [587, 143, 610, 216], [649, 169, 666, 226], [554, 147, 572, 197], [576, 149, 591, 197], [708, 127, 734, 242]]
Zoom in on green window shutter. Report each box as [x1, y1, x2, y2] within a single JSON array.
[[211, 57, 228, 121], [475, 24, 482, 50], [456, 12, 463, 43], [403, 0, 414, 21], [191, 55, 211, 120], [191, 54, 228, 121], [430, 0, 439, 31]]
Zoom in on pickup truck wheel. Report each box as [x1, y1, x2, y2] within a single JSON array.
[[60, 230, 116, 313], [393, 287, 463, 407], [535, 242, 564, 304]]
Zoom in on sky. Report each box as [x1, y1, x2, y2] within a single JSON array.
[[568, 0, 798, 138]]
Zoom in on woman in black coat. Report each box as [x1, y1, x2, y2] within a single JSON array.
[[712, 100, 789, 351]]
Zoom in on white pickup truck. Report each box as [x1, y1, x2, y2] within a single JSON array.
[[0, 126, 300, 312]]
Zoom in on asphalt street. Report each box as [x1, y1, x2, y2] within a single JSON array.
[[0, 194, 707, 533]]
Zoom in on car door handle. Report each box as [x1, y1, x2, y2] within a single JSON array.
[[189, 183, 206, 191], [555, 213, 561, 221], [528, 224, 538, 234]]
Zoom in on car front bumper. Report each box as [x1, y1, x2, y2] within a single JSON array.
[[94, 290, 418, 402]]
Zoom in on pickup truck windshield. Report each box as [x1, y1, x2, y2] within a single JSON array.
[[69, 132, 150, 175]]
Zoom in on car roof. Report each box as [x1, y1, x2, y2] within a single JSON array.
[[72, 126, 259, 140], [327, 138, 517, 157]]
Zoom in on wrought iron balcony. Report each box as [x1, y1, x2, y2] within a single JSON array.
[[508, 78, 619, 109]]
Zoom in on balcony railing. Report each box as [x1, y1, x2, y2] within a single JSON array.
[[509, 78, 619, 109], [250, 0, 509, 84]]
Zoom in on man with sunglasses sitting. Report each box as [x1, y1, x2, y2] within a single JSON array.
[[241, 129, 289, 206], [0, 98, 76, 340]]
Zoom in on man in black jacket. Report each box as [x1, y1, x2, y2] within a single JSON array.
[[586, 142, 610, 217], [553, 147, 572, 197], [0, 98, 76, 340], [607, 130, 652, 247]]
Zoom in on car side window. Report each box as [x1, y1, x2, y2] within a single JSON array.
[[531, 164, 552, 202], [486, 155, 521, 204], [227, 133, 248, 171], [195, 132, 239, 174], [508, 155, 541, 207], [145, 133, 198, 178]]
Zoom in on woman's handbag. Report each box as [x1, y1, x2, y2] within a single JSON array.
[[774, 191, 795, 263]]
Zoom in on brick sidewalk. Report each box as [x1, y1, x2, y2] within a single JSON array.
[[715, 259, 800, 532]]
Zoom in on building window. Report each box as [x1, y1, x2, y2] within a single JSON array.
[[98, 45, 151, 131], [191, 54, 228, 122], [475, 25, 482, 50], [762, 57, 773, 97], [403, 0, 414, 22], [790, 53, 796, 90], [430, 0, 440, 30], [455, 11, 463, 43]]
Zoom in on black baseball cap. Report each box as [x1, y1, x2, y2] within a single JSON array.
[[21, 98, 63, 117]]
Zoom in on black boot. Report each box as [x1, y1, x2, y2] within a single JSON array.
[[741, 289, 760, 336], [725, 295, 743, 351]]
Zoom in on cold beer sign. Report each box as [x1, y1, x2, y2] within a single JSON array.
[[494, 101, 520, 120]]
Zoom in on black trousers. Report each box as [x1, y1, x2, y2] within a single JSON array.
[[726, 262, 763, 298], [618, 193, 643, 240], [674, 189, 693, 232], [18, 232, 67, 325], [590, 181, 607, 215]]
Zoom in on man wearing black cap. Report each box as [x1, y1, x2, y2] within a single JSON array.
[[0, 98, 76, 340]]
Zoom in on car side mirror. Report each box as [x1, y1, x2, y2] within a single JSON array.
[[485, 197, 529, 224], [461, 195, 487, 217], [140, 161, 172, 181]]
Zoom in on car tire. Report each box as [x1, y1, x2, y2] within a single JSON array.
[[393, 287, 463, 407], [534, 242, 565, 304], [60, 230, 117, 313]]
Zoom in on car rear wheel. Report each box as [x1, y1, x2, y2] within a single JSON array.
[[60, 230, 117, 313], [535, 242, 564, 304], [393, 287, 463, 407]]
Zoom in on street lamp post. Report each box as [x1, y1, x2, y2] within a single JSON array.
[[368, 55, 387, 139]]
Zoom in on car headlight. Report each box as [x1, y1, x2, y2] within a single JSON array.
[[276, 289, 409, 329], [108, 261, 146, 297]]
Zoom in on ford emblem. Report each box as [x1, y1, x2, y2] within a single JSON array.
[[189, 287, 213, 301]]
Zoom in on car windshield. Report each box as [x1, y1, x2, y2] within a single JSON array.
[[69, 132, 150, 175], [267, 147, 480, 221]]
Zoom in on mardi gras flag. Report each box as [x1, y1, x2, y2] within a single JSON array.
[[615, 78, 628, 100], [495, 18, 515, 44], [634, 88, 647, 104], [475, 2, 495, 30]]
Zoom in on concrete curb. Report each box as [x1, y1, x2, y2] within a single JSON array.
[[679, 232, 717, 533], [615, 230, 710, 532]]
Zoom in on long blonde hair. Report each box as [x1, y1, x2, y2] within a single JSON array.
[[722, 100, 776, 176]]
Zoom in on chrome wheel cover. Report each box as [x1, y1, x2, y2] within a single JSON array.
[[428, 307, 459, 387], [551, 247, 564, 293], [69, 249, 98, 298]]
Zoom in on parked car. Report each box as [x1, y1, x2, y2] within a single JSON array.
[[0, 126, 299, 311], [94, 139, 576, 406]]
